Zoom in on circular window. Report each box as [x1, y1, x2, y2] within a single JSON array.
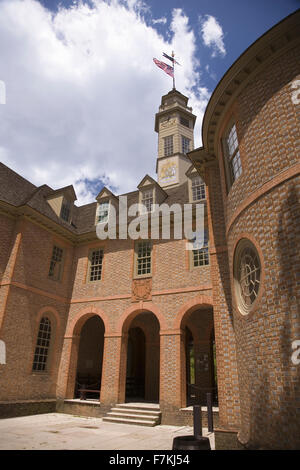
[[234, 239, 261, 315]]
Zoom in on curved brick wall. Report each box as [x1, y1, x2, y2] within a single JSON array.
[[219, 44, 300, 448]]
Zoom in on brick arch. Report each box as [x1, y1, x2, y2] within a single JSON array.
[[116, 302, 167, 335], [129, 317, 158, 343], [66, 306, 110, 337], [184, 323, 200, 344], [36, 306, 61, 329], [172, 295, 214, 330]]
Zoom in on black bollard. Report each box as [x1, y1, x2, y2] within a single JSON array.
[[193, 405, 202, 438], [207, 392, 213, 433], [172, 403, 211, 450], [172, 435, 211, 450]]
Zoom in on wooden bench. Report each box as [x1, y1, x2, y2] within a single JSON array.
[[78, 387, 100, 400]]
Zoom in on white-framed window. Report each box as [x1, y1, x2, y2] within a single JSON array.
[[135, 241, 152, 276], [224, 123, 242, 185], [191, 175, 206, 201], [88, 248, 104, 282], [182, 136, 190, 154], [97, 202, 110, 223], [32, 317, 51, 372], [141, 189, 154, 213], [60, 199, 71, 222], [48, 245, 64, 281], [191, 230, 209, 267], [164, 135, 173, 156]]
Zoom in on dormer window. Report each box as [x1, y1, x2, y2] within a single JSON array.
[[60, 199, 71, 222], [164, 135, 173, 156], [141, 189, 154, 213], [97, 201, 110, 223], [191, 175, 205, 201]]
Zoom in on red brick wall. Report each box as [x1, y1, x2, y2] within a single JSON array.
[[0, 211, 215, 421], [0, 217, 70, 401], [0, 215, 15, 283], [217, 44, 300, 448]]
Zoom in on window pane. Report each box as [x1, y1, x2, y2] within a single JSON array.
[[32, 317, 51, 372], [182, 136, 190, 154], [90, 249, 104, 281], [60, 200, 71, 222], [231, 150, 242, 180], [193, 246, 209, 266], [192, 230, 209, 267], [137, 241, 152, 275], [225, 123, 242, 185], [164, 136, 173, 156], [142, 189, 153, 213], [226, 124, 238, 157], [191, 176, 205, 201], [48, 246, 63, 280], [98, 202, 109, 223]]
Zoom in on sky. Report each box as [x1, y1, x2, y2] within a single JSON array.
[[0, 0, 299, 205]]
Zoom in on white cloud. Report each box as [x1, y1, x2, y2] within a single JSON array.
[[0, 0, 210, 205], [200, 14, 226, 58], [205, 64, 217, 81]]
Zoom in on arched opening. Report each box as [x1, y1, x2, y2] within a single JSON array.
[[126, 327, 145, 399], [74, 315, 105, 399], [125, 312, 160, 403], [182, 307, 218, 407]]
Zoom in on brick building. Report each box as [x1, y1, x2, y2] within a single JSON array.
[[0, 11, 299, 449]]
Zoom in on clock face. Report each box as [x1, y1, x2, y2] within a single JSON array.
[[159, 161, 178, 184]]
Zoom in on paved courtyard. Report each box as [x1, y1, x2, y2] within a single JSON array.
[[0, 413, 215, 450]]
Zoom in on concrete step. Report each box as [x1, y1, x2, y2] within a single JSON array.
[[106, 411, 160, 422], [102, 416, 158, 426], [115, 403, 160, 412], [110, 407, 161, 417], [103, 403, 161, 426]]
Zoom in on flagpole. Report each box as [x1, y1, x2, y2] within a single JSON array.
[[172, 51, 175, 89]]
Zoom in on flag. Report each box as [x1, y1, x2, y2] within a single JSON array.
[[153, 58, 174, 78], [163, 52, 181, 66]]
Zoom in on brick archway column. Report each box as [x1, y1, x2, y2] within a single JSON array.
[[205, 162, 241, 429], [56, 335, 80, 399], [100, 333, 128, 407], [160, 329, 186, 414]]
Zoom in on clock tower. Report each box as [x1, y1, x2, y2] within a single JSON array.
[[155, 89, 196, 188]]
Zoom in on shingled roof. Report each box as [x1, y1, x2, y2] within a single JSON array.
[[0, 162, 193, 236], [0, 162, 37, 206]]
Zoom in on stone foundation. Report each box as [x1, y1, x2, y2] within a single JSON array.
[[214, 428, 244, 450], [57, 399, 107, 418], [0, 400, 57, 419]]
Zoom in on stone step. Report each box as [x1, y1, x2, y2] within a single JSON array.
[[110, 407, 161, 417], [103, 402, 161, 427], [115, 403, 160, 412], [106, 411, 160, 422], [102, 416, 158, 427]]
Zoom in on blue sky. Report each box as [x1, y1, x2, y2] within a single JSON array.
[[0, 0, 298, 204], [38, 0, 300, 89]]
